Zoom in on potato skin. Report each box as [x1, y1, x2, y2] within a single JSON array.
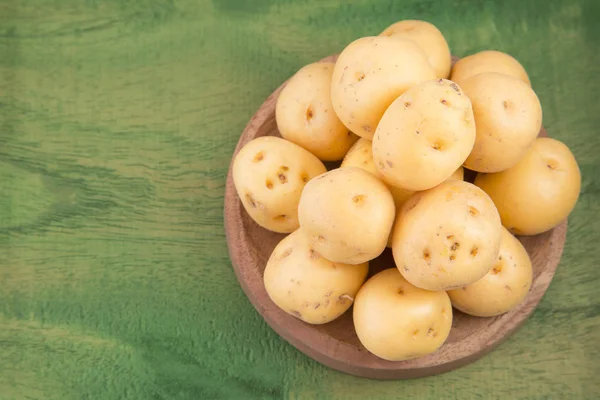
[[380, 20, 451, 79], [264, 229, 368, 324], [447, 227, 533, 317], [450, 50, 531, 87], [353, 268, 452, 361], [276, 62, 359, 161], [298, 167, 395, 264], [461, 72, 542, 173], [373, 78, 475, 191], [233, 136, 327, 233], [331, 36, 436, 140], [475, 137, 581, 235], [392, 180, 502, 291]]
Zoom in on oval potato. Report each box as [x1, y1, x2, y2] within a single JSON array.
[[373, 78, 475, 191], [448, 227, 533, 317], [462, 72, 542, 173], [392, 180, 502, 291], [380, 19, 451, 79], [276, 62, 359, 161], [353, 268, 452, 361], [331, 36, 436, 140], [233, 136, 327, 233], [450, 50, 531, 87], [475, 137, 581, 235], [264, 229, 369, 324], [298, 167, 395, 264]]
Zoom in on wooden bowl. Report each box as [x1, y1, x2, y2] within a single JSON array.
[[224, 55, 567, 379]]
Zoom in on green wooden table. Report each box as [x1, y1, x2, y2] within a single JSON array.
[[1, 0, 598, 398]]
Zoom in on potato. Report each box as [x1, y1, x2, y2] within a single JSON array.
[[233, 136, 327, 233], [275, 62, 359, 161], [380, 20, 451, 79], [353, 268, 452, 361], [341, 138, 414, 210], [298, 167, 395, 264], [475, 137, 581, 235], [461, 72, 542, 173], [447, 227, 533, 317], [450, 50, 531, 87], [392, 180, 502, 291], [264, 229, 368, 324], [373, 78, 475, 191], [331, 36, 436, 140]]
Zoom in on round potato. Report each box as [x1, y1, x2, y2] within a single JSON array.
[[264, 229, 368, 324], [331, 36, 436, 140], [448, 227, 533, 317], [298, 167, 395, 264], [475, 137, 581, 235], [392, 180, 502, 291], [461, 72, 542, 173], [233, 136, 327, 233], [353, 268, 452, 361], [450, 50, 531, 87], [276, 62, 359, 161], [373, 78, 475, 191], [380, 19, 451, 79]]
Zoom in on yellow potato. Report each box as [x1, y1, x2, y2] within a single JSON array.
[[380, 19, 451, 79], [353, 268, 452, 361], [233, 136, 326, 233], [448, 227, 533, 317], [373, 78, 475, 191], [450, 50, 531, 87], [331, 36, 436, 140], [341, 138, 413, 210], [264, 229, 368, 324], [392, 180, 502, 291], [475, 137, 581, 235], [461, 72, 542, 173], [276, 62, 359, 161], [298, 167, 395, 264]]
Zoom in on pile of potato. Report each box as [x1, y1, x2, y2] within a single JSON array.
[[232, 20, 581, 362]]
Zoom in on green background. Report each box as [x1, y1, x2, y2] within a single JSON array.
[[1, 0, 599, 398]]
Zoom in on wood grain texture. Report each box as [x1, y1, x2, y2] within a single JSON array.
[[224, 54, 567, 379], [1, 0, 599, 398]]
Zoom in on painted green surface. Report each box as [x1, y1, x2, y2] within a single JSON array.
[[0, 0, 599, 398]]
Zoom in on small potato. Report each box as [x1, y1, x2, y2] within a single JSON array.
[[264, 229, 368, 324], [353, 268, 452, 361], [298, 167, 395, 264], [380, 20, 451, 79], [233, 136, 326, 233], [448, 227, 533, 317], [276, 62, 359, 161], [461, 72, 542, 173], [373, 79, 475, 191], [392, 180, 502, 291], [475, 137, 581, 235], [331, 36, 436, 140], [450, 50, 531, 87]]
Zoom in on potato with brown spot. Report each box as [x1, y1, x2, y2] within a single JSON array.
[[475, 137, 581, 235], [392, 180, 502, 291], [331, 36, 435, 140], [373, 79, 475, 191], [263, 229, 368, 324], [461, 72, 542, 173], [298, 167, 395, 264], [448, 227, 533, 317], [353, 268, 452, 361], [233, 136, 326, 233], [276, 62, 359, 161], [380, 20, 451, 79], [450, 50, 531, 87]]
